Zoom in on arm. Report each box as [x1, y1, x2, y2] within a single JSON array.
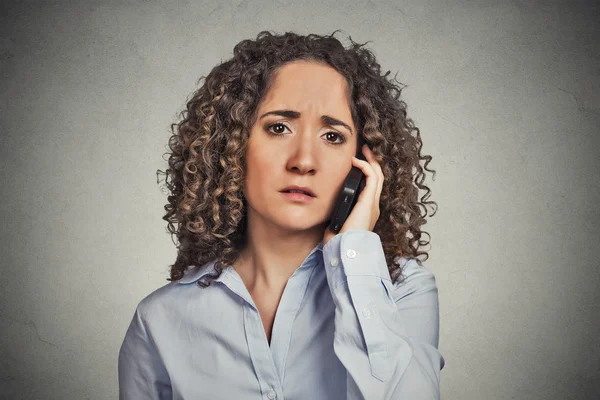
[[118, 307, 173, 400], [322, 229, 445, 400]]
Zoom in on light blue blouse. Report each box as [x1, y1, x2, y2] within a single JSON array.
[[118, 229, 445, 399]]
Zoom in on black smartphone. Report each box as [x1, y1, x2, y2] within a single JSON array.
[[328, 139, 367, 233]]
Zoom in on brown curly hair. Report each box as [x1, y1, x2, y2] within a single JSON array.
[[157, 30, 437, 288]]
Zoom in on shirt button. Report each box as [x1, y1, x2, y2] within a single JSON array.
[[346, 249, 357, 258], [362, 307, 372, 319], [330, 257, 339, 267], [267, 389, 277, 399]]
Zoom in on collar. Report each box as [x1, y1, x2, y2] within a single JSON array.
[[175, 260, 225, 284], [175, 240, 324, 285]]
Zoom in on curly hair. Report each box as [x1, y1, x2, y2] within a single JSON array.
[[158, 30, 437, 288]]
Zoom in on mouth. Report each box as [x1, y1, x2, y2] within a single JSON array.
[[280, 191, 315, 202], [279, 186, 316, 197]]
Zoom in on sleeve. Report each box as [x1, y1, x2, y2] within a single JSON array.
[[118, 306, 173, 400], [322, 229, 445, 400]]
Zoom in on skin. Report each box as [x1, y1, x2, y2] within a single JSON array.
[[233, 60, 384, 343]]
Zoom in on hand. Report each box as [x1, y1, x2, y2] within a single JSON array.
[[323, 144, 384, 247]]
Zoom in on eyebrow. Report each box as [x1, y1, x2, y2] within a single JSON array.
[[259, 110, 353, 136]]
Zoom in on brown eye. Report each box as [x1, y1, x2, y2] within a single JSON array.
[[272, 123, 286, 134], [325, 132, 346, 145], [265, 122, 289, 135]]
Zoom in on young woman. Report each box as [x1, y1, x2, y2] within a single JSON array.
[[119, 30, 444, 399]]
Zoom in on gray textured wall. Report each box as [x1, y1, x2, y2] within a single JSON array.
[[1, 0, 599, 399]]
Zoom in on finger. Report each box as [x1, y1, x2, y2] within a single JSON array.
[[360, 144, 384, 206], [351, 156, 379, 201]]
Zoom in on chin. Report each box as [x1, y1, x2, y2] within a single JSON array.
[[276, 217, 328, 232]]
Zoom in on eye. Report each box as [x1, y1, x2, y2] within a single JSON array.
[[265, 122, 347, 146], [324, 131, 346, 145], [266, 122, 289, 135]]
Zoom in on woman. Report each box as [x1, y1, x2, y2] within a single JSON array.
[[118, 30, 444, 399]]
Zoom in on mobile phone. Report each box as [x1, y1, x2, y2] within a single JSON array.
[[328, 140, 367, 233]]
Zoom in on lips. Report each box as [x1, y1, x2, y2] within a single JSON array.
[[280, 186, 316, 197]]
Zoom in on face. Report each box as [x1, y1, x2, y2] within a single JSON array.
[[243, 60, 358, 234]]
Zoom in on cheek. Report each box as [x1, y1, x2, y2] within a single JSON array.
[[324, 167, 352, 196], [245, 156, 276, 188], [246, 137, 279, 169]]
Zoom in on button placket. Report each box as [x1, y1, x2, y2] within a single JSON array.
[[243, 305, 281, 399]]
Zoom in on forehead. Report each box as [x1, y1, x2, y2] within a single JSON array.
[[259, 61, 351, 110]]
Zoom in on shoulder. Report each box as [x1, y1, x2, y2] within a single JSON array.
[[391, 257, 440, 303], [389, 258, 442, 349], [135, 261, 220, 318], [134, 281, 181, 321]]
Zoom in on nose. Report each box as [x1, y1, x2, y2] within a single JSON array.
[[285, 135, 317, 174]]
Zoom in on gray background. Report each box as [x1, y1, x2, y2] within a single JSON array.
[[1, 0, 599, 399]]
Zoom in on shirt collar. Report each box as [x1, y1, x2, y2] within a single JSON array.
[[175, 260, 223, 284], [175, 240, 324, 285]]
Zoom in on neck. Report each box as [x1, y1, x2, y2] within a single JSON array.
[[233, 211, 326, 295]]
